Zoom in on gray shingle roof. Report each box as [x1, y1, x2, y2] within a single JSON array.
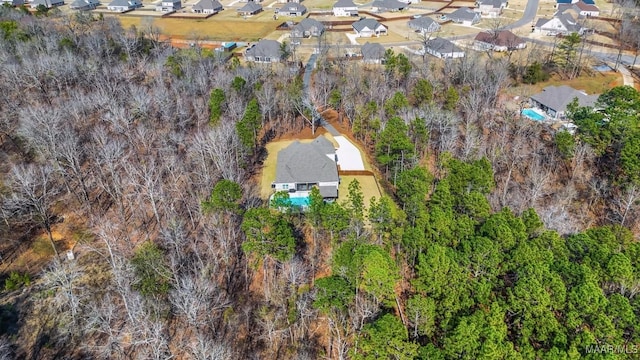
[[448, 7, 479, 22], [334, 0, 356, 7], [293, 18, 325, 33], [246, 39, 282, 59], [352, 18, 384, 32], [193, 0, 222, 11], [426, 37, 463, 53], [238, 1, 261, 13], [408, 16, 439, 31], [275, 137, 338, 184], [474, 30, 525, 47], [108, 0, 130, 7], [478, 0, 504, 8], [361, 42, 385, 60], [278, 2, 306, 12], [372, 0, 406, 10], [530, 85, 599, 113]]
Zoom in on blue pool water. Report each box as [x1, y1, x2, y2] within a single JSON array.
[[288, 197, 310, 207], [522, 109, 546, 121]]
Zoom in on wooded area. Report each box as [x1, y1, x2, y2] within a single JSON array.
[[0, 7, 639, 360]]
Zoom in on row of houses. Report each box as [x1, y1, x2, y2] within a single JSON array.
[[532, 0, 599, 36]]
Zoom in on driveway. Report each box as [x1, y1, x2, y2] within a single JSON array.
[[334, 136, 365, 171]]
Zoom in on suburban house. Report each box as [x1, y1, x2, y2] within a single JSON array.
[[107, 0, 142, 12], [245, 39, 284, 63], [361, 42, 386, 63], [408, 16, 441, 33], [156, 0, 181, 12], [272, 137, 339, 202], [1, 0, 24, 5], [291, 18, 325, 38], [475, 0, 506, 17], [192, 0, 223, 13], [352, 18, 387, 37], [237, 1, 262, 15], [424, 37, 465, 58], [30, 0, 64, 8], [533, 12, 586, 35], [333, 0, 358, 16], [371, 0, 407, 12], [276, 2, 307, 16], [448, 7, 481, 25], [69, 0, 99, 9], [529, 85, 599, 119], [557, 1, 599, 17], [474, 30, 526, 51]]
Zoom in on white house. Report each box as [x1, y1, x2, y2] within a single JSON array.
[[69, 0, 99, 9], [192, 0, 223, 13], [291, 18, 325, 38], [107, 0, 142, 12], [475, 0, 506, 18], [448, 7, 481, 25], [272, 137, 339, 202], [333, 0, 358, 16], [557, 1, 599, 17], [371, 0, 406, 12], [533, 12, 586, 35], [156, 0, 181, 12], [407, 16, 441, 34], [529, 85, 599, 119], [424, 37, 465, 58], [352, 18, 387, 37], [237, 1, 262, 15]]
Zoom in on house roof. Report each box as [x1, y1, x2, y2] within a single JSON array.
[[238, 1, 261, 12], [426, 37, 463, 53], [361, 42, 385, 60], [352, 18, 385, 32], [574, 1, 599, 11], [408, 16, 439, 30], [246, 39, 283, 59], [279, 2, 306, 12], [556, 0, 572, 3], [557, 1, 598, 15], [536, 13, 582, 32], [293, 18, 325, 33], [334, 0, 356, 7], [193, 0, 222, 11], [475, 30, 525, 47], [108, 0, 131, 6], [372, 0, 406, 10], [530, 85, 599, 113], [275, 137, 338, 184], [70, 0, 98, 7], [448, 7, 480, 22], [478, 0, 504, 9], [319, 186, 338, 198]]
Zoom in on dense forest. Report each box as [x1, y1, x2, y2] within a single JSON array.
[[0, 7, 639, 360]]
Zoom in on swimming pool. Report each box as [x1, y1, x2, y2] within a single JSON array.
[[288, 196, 310, 207], [522, 108, 546, 121]]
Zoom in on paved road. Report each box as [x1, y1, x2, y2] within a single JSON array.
[[503, 0, 541, 30]]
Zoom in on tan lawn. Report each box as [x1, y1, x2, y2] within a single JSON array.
[[338, 175, 383, 211], [506, 72, 623, 99]]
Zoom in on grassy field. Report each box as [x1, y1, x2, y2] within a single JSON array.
[[507, 72, 623, 99], [338, 175, 382, 211]]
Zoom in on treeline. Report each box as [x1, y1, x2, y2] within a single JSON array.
[[0, 7, 639, 360]]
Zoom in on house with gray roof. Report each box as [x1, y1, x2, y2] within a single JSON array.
[[448, 7, 481, 25], [424, 37, 465, 58], [245, 39, 284, 63], [534, 12, 586, 35], [474, 30, 526, 51], [192, 0, 222, 13], [237, 1, 262, 15], [30, 0, 63, 8], [557, 1, 599, 17], [273, 137, 339, 200], [291, 18, 325, 38], [371, 0, 406, 12], [361, 42, 386, 63], [107, 0, 141, 12], [476, 0, 506, 17], [276, 2, 307, 16], [529, 85, 599, 119], [156, 0, 181, 12], [352, 18, 387, 37], [69, 0, 99, 9], [408, 16, 441, 33], [333, 0, 358, 16]]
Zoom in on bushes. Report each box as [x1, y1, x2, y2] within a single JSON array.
[[4, 272, 30, 292]]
